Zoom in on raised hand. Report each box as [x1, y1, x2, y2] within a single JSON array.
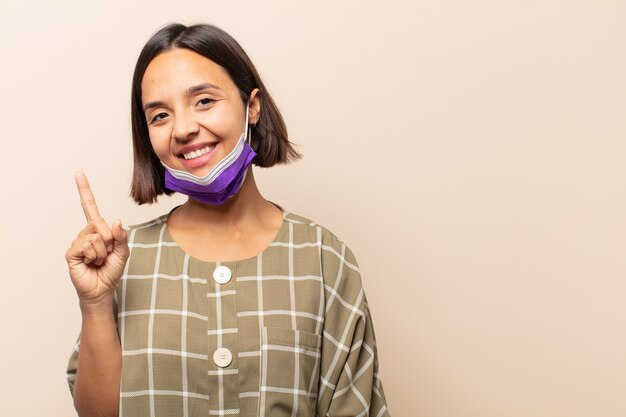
[[65, 172, 130, 304]]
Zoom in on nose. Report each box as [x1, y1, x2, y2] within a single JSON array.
[[172, 109, 200, 143]]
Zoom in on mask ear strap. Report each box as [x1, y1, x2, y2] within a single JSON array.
[[245, 102, 252, 145]]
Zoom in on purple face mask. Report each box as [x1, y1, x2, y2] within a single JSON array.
[[160, 103, 257, 205]]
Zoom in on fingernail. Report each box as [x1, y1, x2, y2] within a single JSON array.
[[107, 244, 113, 252]]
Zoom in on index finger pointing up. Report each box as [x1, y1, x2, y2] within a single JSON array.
[[74, 171, 101, 222]]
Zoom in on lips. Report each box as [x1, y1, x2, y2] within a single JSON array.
[[178, 142, 220, 169], [176, 141, 218, 157], [180, 144, 216, 160]]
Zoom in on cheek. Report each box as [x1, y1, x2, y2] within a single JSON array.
[[199, 106, 241, 139], [148, 129, 171, 159]]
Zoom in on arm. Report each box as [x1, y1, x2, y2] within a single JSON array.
[[316, 240, 392, 417], [65, 172, 129, 416], [69, 298, 122, 417]]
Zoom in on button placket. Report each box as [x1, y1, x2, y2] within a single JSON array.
[[209, 264, 235, 370]]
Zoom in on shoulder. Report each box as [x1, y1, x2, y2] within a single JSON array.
[[283, 210, 351, 251], [283, 209, 360, 273], [122, 212, 169, 243], [285, 210, 364, 315]]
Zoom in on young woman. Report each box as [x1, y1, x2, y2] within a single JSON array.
[[65, 22, 391, 417]]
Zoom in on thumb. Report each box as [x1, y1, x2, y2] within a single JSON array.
[[111, 218, 130, 255]]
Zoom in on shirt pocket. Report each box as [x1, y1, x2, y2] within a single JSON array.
[[258, 326, 322, 417]]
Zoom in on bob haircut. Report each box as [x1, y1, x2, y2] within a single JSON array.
[[130, 23, 302, 205]]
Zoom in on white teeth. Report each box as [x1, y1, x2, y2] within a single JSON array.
[[183, 144, 215, 160]]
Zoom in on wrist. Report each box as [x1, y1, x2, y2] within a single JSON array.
[[79, 296, 115, 318]]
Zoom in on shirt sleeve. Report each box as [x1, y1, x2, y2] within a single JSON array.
[[316, 237, 392, 417], [65, 333, 81, 397], [65, 295, 119, 397]]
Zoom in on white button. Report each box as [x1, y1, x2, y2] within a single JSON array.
[[213, 347, 233, 367], [213, 266, 232, 284]]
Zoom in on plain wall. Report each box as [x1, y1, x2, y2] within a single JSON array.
[[0, 1, 625, 416]]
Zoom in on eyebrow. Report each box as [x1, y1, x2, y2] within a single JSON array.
[[143, 82, 221, 112]]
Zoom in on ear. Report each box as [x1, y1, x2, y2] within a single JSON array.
[[248, 88, 261, 125]]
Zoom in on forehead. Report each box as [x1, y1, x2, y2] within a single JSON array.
[[141, 48, 235, 100]]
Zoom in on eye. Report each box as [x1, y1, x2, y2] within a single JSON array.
[[149, 112, 168, 124], [197, 97, 215, 106]]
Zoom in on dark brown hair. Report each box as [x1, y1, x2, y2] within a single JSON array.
[[130, 23, 302, 204]]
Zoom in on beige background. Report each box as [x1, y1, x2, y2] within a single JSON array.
[[0, 1, 625, 416]]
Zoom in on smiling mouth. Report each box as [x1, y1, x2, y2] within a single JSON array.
[[179, 144, 217, 160]]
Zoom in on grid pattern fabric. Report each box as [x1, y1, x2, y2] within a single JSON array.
[[66, 203, 391, 417]]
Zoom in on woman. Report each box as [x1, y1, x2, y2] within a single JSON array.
[[65, 22, 391, 417]]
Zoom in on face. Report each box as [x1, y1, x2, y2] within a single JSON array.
[[141, 48, 260, 176]]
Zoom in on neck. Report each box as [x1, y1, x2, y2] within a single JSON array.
[[176, 166, 275, 230]]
